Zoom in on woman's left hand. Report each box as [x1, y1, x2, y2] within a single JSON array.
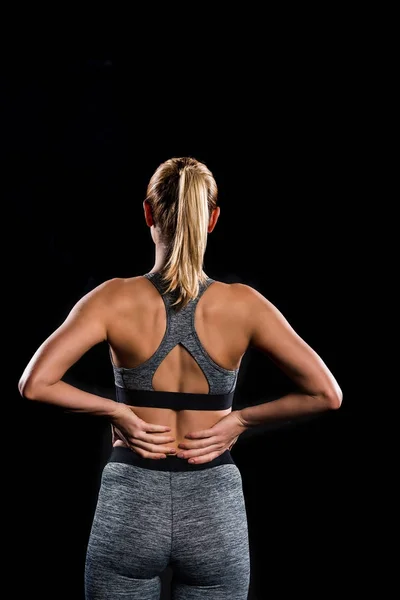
[[177, 410, 248, 464]]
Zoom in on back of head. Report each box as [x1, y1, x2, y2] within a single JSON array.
[[145, 157, 218, 310]]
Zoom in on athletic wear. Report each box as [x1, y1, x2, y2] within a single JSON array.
[[85, 272, 250, 599], [111, 272, 239, 410], [85, 454, 250, 599]]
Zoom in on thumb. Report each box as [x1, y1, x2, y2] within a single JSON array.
[[113, 426, 129, 445]]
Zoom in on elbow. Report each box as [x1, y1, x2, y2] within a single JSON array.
[[18, 376, 41, 401], [320, 384, 343, 411]]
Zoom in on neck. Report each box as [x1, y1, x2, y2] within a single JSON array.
[[149, 241, 169, 273], [149, 242, 207, 280]]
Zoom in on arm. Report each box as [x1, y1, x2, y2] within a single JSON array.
[[18, 279, 176, 458], [236, 285, 342, 430], [174, 285, 342, 465], [18, 280, 121, 418]]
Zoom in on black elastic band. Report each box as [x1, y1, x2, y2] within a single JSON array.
[[109, 446, 235, 472], [115, 386, 234, 411]]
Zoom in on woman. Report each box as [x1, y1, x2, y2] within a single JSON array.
[[19, 157, 342, 599]]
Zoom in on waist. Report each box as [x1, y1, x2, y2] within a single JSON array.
[[115, 386, 235, 411], [108, 446, 235, 472]]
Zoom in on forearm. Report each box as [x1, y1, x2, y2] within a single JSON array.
[[237, 391, 339, 429], [20, 379, 120, 419]]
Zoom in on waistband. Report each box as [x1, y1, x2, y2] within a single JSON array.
[[115, 386, 234, 411], [108, 446, 236, 472]]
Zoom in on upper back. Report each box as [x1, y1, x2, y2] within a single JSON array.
[[106, 273, 251, 395]]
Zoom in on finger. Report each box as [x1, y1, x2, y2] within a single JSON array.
[[144, 423, 172, 432], [131, 439, 177, 455], [187, 450, 223, 465], [228, 436, 239, 450], [177, 443, 222, 459], [185, 429, 214, 439], [178, 436, 219, 450], [139, 433, 176, 445], [132, 447, 168, 460], [113, 427, 130, 446]]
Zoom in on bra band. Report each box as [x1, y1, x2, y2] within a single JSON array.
[[115, 386, 234, 411]]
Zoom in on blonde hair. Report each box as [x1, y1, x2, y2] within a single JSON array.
[[145, 157, 218, 310]]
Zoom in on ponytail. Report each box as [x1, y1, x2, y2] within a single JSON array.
[[145, 157, 218, 310], [162, 167, 209, 308]]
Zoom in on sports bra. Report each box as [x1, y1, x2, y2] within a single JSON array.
[[111, 271, 239, 411]]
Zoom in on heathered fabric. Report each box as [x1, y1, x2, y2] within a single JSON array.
[[85, 273, 250, 598], [112, 272, 239, 397], [85, 460, 250, 599]]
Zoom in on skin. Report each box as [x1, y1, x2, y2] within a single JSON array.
[[19, 200, 342, 464]]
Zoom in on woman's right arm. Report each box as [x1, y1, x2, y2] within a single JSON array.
[[18, 281, 120, 415], [18, 280, 176, 458], [235, 285, 342, 429]]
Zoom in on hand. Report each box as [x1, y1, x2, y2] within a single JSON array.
[[177, 410, 248, 465], [110, 403, 177, 459]]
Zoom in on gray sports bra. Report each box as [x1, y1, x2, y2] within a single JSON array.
[[111, 271, 239, 411]]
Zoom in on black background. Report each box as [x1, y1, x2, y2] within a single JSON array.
[[6, 58, 357, 599]]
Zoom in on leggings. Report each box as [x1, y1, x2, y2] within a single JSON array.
[[85, 446, 250, 599]]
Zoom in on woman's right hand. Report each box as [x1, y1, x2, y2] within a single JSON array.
[[109, 403, 177, 459]]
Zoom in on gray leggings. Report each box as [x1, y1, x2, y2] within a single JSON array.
[[85, 447, 250, 599]]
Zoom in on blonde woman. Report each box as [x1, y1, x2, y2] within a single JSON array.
[[19, 157, 342, 599]]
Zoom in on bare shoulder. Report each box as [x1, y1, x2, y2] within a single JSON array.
[[228, 282, 275, 312], [73, 276, 145, 314], [205, 279, 270, 309], [226, 282, 281, 339], [229, 282, 270, 300], [96, 275, 146, 297], [205, 280, 272, 334]]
